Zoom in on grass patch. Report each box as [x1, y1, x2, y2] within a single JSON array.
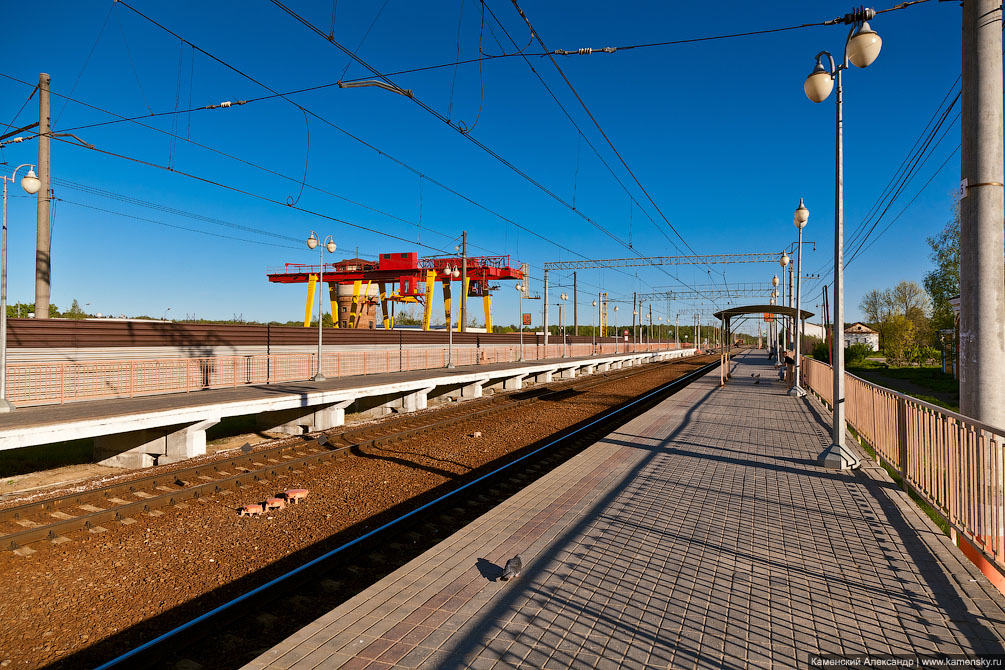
[[0, 438, 95, 478]]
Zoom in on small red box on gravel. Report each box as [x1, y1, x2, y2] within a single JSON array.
[[239, 503, 264, 517], [284, 489, 309, 504]]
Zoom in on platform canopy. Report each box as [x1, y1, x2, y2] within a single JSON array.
[[712, 304, 814, 321]]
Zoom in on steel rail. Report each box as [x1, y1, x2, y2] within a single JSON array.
[[0, 360, 680, 551], [94, 358, 719, 669]]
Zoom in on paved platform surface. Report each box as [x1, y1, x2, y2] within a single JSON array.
[[244, 350, 1005, 669]]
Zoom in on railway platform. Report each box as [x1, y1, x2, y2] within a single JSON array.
[[245, 349, 1005, 669], [0, 348, 690, 467]]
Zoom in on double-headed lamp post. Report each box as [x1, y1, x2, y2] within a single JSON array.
[[0, 165, 41, 411], [446, 265, 460, 368], [306, 232, 337, 382], [560, 293, 568, 357], [771, 275, 780, 359], [789, 199, 809, 397], [804, 6, 880, 469], [780, 252, 790, 349], [515, 283, 525, 361], [592, 300, 598, 355], [614, 306, 620, 353]]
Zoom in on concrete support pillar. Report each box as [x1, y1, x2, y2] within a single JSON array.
[[461, 381, 484, 398], [536, 370, 555, 384], [256, 401, 351, 435], [560, 367, 577, 380], [94, 418, 220, 469], [598, 362, 611, 372], [503, 375, 527, 391]]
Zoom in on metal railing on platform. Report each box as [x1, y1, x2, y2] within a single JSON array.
[[6, 342, 690, 407], [801, 357, 1005, 576]]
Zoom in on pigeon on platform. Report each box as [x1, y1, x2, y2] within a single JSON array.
[[754, 380, 760, 385], [755, 373, 761, 378], [500, 555, 523, 581]]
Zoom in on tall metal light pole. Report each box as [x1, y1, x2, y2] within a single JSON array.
[[790, 199, 809, 397], [804, 6, 881, 469], [675, 314, 679, 349], [559, 293, 568, 358], [779, 252, 790, 349], [446, 265, 460, 368], [614, 306, 620, 353], [0, 165, 42, 411], [592, 300, 597, 355], [306, 232, 336, 382]]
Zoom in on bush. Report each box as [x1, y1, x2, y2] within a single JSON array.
[[845, 342, 873, 365], [811, 340, 830, 361], [918, 346, 940, 366]]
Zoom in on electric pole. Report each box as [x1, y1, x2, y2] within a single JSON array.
[[460, 231, 467, 332], [573, 271, 578, 336], [960, 0, 1005, 427], [36, 73, 51, 319]]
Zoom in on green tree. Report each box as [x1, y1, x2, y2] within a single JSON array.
[[65, 299, 87, 320], [884, 314, 916, 365], [923, 202, 960, 332]]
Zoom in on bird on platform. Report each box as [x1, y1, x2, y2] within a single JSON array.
[[754, 380, 761, 385], [750, 373, 755, 377], [755, 373, 761, 378], [501, 555, 523, 581]]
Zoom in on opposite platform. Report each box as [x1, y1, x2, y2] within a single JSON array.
[[245, 349, 1005, 669]]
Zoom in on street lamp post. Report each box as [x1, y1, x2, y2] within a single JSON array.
[[446, 265, 460, 368], [780, 252, 790, 349], [614, 306, 620, 353], [515, 283, 525, 361], [559, 293, 568, 358], [804, 6, 880, 469], [592, 299, 597, 355], [306, 232, 336, 381], [771, 275, 780, 361], [675, 314, 679, 349], [790, 199, 809, 397], [0, 164, 41, 411]]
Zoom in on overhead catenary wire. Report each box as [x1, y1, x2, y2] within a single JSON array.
[[56, 9, 620, 276], [264, 0, 721, 304], [76, 8, 665, 299]]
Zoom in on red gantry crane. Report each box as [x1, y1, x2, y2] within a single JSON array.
[[267, 252, 524, 331]]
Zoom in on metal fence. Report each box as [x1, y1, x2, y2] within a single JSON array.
[[802, 357, 1005, 574], [7, 341, 692, 407]]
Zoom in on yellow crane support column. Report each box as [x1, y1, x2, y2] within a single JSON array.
[[422, 270, 435, 331], [303, 273, 318, 327], [348, 280, 363, 328], [327, 282, 340, 328], [378, 282, 393, 330], [482, 293, 492, 332]]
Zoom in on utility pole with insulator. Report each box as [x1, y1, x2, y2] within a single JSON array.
[[960, 0, 1005, 428], [36, 73, 51, 319]]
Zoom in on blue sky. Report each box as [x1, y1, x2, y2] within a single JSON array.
[[0, 1, 962, 333]]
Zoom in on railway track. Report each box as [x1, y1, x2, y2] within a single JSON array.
[[86, 357, 720, 670], [0, 358, 700, 554]]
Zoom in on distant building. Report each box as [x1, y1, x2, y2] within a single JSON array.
[[802, 322, 826, 341], [844, 322, 879, 350]]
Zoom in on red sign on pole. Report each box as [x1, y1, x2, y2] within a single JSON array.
[[522, 313, 531, 326], [764, 313, 775, 322]]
